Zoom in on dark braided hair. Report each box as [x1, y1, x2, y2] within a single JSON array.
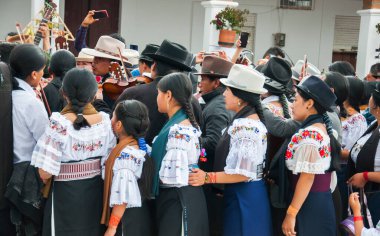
[[324, 72, 349, 118], [114, 100, 153, 200], [62, 68, 98, 130], [346, 76, 364, 113], [157, 72, 199, 129], [298, 89, 340, 172], [230, 87, 265, 124], [279, 93, 291, 118]]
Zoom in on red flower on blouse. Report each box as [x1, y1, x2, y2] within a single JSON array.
[[285, 150, 293, 160], [302, 130, 310, 137], [319, 149, 325, 157]]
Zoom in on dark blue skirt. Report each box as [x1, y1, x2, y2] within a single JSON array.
[[223, 180, 272, 236], [296, 191, 336, 236]]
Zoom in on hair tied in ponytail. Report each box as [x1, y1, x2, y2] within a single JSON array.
[[73, 113, 91, 130]]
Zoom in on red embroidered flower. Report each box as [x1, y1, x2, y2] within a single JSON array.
[[319, 149, 325, 157], [316, 133, 323, 141], [292, 136, 298, 143], [302, 130, 310, 137], [285, 149, 293, 160]]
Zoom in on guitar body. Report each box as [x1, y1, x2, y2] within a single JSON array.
[[102, 62, 137, 100], [136, 75, 153, 84], [55, 36, 68, 50]]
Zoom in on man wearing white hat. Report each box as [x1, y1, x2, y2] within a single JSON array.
[[81, 35, 139, 108]]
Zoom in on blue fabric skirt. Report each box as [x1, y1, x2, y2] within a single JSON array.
[[296, 191, 336, 236], [223, 180, 272, 236]]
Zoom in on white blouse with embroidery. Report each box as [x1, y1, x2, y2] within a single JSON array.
[[31, 112, 116, 176], [159, 124, 201, 187], [350, 127, 380, 172], [286, 126, 331, 174], [105, 146, 146, 208], [224, 118, 267, 181], [342, 113, 367, 151]]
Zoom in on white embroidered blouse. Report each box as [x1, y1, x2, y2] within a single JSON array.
[[342, 113, 367, 151], [159, 124, 201, 187], [350, 126, 380, 172], [31, 112, 116, 176], [224, 118, 267, 181], [286, 126, 331, 174], [104, 146, 146, 208]]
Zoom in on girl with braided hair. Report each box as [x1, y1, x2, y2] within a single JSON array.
[[31, 68, 116, 236], [102, 100, 153, 236], [189, 64, 272, 236], [151, 72, 208, 236], [282, 76, 340, 236]]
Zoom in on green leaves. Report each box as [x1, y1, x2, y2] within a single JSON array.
[[210, 7, 249, 32]]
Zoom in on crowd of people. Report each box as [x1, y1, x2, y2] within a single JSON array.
[[1, 10, 380, 236]]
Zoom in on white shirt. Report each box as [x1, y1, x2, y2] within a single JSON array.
[[12, 78, 48, 163]]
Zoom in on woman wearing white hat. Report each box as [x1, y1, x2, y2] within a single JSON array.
[[189, 64, 272, 236]]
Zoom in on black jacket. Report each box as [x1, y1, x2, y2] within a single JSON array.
[[199, 88, 232, 171], [43, 76, 64, 113], [116, 77, 203, 145]]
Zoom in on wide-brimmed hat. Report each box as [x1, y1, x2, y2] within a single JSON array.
[[296, 75, 336, 112], [194, 55, 233, 78], [262, 57, 292, 94], [146, 39, 192, 71], [75, 51, 94, 63], [220, 64, 267, 95], [292, 60, 321, 81], [6, 34, 31, 43], [139, 44, 159, 62], [81, 36, 139, 67]]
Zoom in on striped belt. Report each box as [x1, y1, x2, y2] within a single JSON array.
[[55, 158, 101, 181]]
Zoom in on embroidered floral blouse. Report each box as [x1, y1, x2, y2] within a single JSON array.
[[159, 124, 201, 187], [224, 118, 267, 180], [342, 113, 367, 151], [286, 126, 331, 174], [102, 146, 146, 208], [31, 112, 116, 176]]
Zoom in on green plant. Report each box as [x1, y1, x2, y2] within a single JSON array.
[[210, 7, 249, 32]]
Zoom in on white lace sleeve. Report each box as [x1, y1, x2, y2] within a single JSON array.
[[109, 147, 146, 208], [159, 125, 200, 187], [286, 128, 331, 174], [224, 118, 267, 180], [31, 113, 68, 176]]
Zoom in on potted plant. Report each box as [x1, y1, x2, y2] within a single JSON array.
[[210, 7, 249, 47]]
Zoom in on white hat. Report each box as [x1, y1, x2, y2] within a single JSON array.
[[76, 51, 94, 62], [81, 36, 139, 67], [292, 60, 321, 81], [220, 64, 268, 94]]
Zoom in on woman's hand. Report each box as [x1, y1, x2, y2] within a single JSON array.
[[188, 168, 206, 186], [82, 10, 99, 27], [104, 227, 117, 236], [348, 173, 367, 188], [282, 214, 297, 236], [349, 192, 361, 216]]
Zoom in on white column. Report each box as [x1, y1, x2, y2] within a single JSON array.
[[356, 9, 380, 78], [201, 1, 238, 52]]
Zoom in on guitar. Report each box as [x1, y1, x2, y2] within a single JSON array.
[[55, 36, 68, 50], [34, 1, 57, 46], [102, 62, 137, 101]]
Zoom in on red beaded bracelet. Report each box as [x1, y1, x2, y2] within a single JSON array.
[[354, 216, 363, 222], [108, 214, 121, 228], [363, 172, 369, 181]]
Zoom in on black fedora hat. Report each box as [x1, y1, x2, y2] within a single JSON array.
[[146, 40, 192, 71], [296, 76, 337, 112], [139, 44, 159, 62], [194, 56, 233, 78], [262, 57, 292, 94]]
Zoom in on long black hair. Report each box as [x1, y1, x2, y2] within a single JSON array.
[[298, 89, 340, 172], [346, 76, 364, 113], [62, 68, 98, 130], [230, 87, 266, 124], [9, 44, 46, 87], [157, 72, 198, 129], [49, 50, 76, 77], [324, 72, 349, 118], [114, 100, 153, 200]]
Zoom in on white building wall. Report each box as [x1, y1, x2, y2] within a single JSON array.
[[0, 0, 31, 40], [120, 0, 361, 72]]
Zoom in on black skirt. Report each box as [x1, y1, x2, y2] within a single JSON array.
[[42, 176, 105, 236], [156, 186, 209, 236]]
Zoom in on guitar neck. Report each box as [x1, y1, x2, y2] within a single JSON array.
[[34, 18, 48, 46]]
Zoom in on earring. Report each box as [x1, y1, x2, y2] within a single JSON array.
[[238, 100, 241, 107]]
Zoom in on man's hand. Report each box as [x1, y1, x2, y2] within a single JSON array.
[[81, 10, 99, 27]]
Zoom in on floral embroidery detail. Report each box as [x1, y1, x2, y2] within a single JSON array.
[[286, 129, 329, 160], [117, 151, 142, 165], [266, 103, 285, 119], [50, 119, 67, 135], [342, 114, 366, 131], [230, 125, 260, 136], [72, 140, 103, 152], [168, 131, 191, 142]]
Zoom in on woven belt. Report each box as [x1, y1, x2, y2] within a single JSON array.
[[55, 159, 101, 181]]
